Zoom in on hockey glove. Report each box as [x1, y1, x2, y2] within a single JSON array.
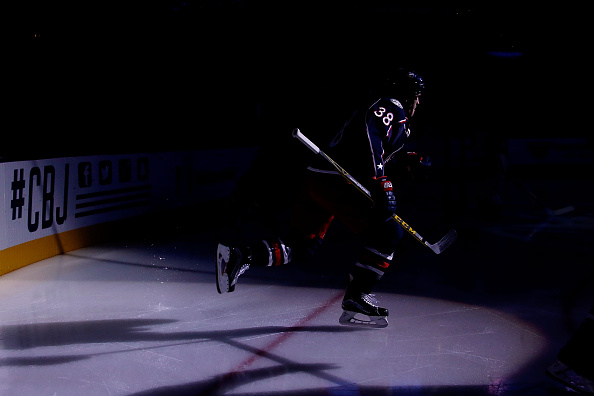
[[406, 152, 432, 168], [372, 176, 397, 222], [405, 152, 431, 180]]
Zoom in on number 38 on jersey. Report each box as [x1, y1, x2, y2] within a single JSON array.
[[373, 107, 394, 126]]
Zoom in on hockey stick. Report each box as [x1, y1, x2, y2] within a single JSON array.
[[292, 128, 457, 254]]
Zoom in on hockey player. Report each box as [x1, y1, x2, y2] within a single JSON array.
[[216, 69, 426, 328]]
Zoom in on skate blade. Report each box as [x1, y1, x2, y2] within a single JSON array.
[[215, 244, 231, 294], [339, 311, 388, 328]]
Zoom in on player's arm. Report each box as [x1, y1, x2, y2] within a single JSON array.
[[365, 99, 399, 219], [365, 99, 394, 178]]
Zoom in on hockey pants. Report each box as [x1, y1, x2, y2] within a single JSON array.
[[251, 171, 404, 293]]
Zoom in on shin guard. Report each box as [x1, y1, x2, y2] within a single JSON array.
[[251, 238, 292, 267], [350, 246, 394, 294]]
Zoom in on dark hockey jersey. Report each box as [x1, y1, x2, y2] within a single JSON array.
[[308, 97, 410, 186]]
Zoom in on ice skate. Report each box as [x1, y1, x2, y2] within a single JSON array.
[[339, 293, 389, 328], [216, 243, 250, 293]]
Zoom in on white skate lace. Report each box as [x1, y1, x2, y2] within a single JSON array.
[[362, 294, 380, 307], [237, 263, 250, 277]]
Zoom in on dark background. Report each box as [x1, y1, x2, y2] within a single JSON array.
[[2, 1, 590, 159]]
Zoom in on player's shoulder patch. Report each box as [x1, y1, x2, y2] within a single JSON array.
[[390, 99, 403, 109]]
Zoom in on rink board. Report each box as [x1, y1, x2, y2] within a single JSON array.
[[0, 148, 257, 275]]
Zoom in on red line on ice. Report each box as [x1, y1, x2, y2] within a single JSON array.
[[233, 291, 344, 371]]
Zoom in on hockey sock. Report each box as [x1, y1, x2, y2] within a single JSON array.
[[250, 238, 292, 267], [347, 246, 393, 295]]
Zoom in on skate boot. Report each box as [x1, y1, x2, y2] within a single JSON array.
[[339, 292, 389, 328], [216, 243, 251, 293]]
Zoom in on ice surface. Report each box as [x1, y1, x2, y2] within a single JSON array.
[[0, 205, 593, 395]]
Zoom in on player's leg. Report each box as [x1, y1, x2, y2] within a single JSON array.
[[216, 237, 293, 293], [340, 217, 404, 328], [216, 175, 334, 294], [293, 172, 405, 328]]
